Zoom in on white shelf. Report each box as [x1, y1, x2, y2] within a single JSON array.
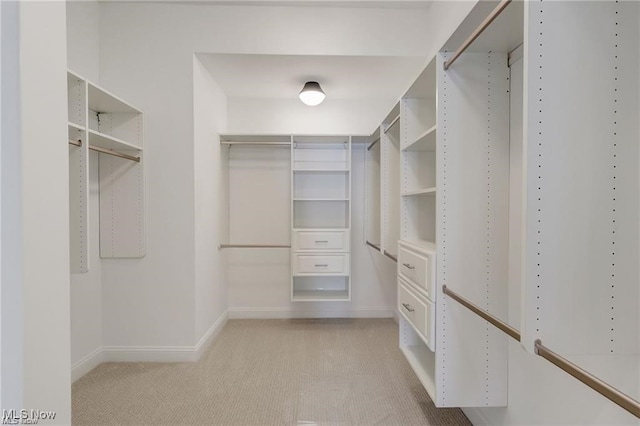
[[68, 121, 84, 132], [401, 187, 436, 197], [404, 125, 436, 152], [88, 82, 141, 114], [400, 239, 436, 252], [291, 290, 350, 301], [293, 169, 349, 173], [293, 227, 349, 231], [399, 343, 437, 402], [293, 198, 349, 202], [88, 129, 141, 151]]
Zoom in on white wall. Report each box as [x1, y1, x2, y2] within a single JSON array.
[[66, 0, 99, 81], [96, 1, 459, 349], [227, 98, 393, 135], [0, 0, 23, 412], [20, 1, 71, 423], [66, 0, 104, 379], [193, 56, 229, 342]]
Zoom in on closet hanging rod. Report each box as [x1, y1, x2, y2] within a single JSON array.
[[443, 0, 512, 71], [365, 240, 381, 252], [534, 340, 640, 419], [383, 250, 397, 262], [367, 138, 381, 151], [218, 244, 291, 249], [89, 144, 141, 163], [220, 141, 291, 146], [68, 138, 82, 147], [442, 285, 520, 341], [383, 115, 400, 134]]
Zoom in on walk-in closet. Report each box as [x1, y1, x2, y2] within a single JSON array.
[[2, 0, 639, 425]]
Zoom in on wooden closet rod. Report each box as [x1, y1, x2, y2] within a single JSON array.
[[68, 139, 141, 163], [365, 240, 381, 252], [443, 0, 512, 70], [443, 284, 640, 419], [442, 285, 520, 341], [535, 340, 640, 419], [383, 115, 400, 134], [383, 250, 397, 262]]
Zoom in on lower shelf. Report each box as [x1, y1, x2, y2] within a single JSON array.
[[292, 289, 350, 301], [292, 275, 350, 302], [399, 316, 437, 403]]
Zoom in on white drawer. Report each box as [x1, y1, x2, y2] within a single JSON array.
[[398, 276, 435, 350], [398, 243, 435, 300], [293, 230, 349, 252], [293, 254, 350, 275]]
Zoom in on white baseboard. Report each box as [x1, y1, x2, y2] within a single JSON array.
[[227, 307, 395, 319], [72, 311, 228, 381], [194, 311, 228, 361], [462, 407, 491, 426], [71, 347, 106, 383]]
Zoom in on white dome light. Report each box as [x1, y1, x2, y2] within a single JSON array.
[[299, 81, 326, 106]]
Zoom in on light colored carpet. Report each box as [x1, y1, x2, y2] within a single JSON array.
[[72, 319, 471, 425]]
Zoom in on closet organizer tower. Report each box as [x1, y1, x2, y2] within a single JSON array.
[[220, 135, 352, 302], [365, 0, 640, 419], [67, 70, 145, 273]]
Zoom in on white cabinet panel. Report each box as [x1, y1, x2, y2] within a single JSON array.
[[293, 229, 349, 252], [293, 254, 350, 276]]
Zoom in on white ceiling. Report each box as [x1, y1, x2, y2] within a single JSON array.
[[198, 53, 429, 100]]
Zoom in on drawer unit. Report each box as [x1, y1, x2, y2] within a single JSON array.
[[293, 229, 349, 252], [398, 242, 435, 299], [293, 254, 350, 276], [398, 276, 435, 350]]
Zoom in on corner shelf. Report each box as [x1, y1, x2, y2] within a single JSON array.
[[88, 129, 141, 152], [404, 125, 437, 152], [401, 187, 436, 197], [88, 82, 142, 114], [68, 121, 85, 132]]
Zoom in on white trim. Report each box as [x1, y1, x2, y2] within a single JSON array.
[[71, 311, 228, 380], [102, 345, 199, 363], [71, 347, 106, 383], [227, 307, 394, 319], [462, 408, 492, 426], [194, 311, 228, 361]]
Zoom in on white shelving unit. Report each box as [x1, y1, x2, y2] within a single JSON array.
[[291, 136, 351, 301], [380, 104, 401, 259], [521, 0, 640, 405], [67, 70, 145, 269], [364, 128, 381, 250], [67, 71, 89, 273]]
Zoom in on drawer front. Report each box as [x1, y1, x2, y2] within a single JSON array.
[[398, 246, 434, 299], [294, 230, 349, 251], [294, 254, 350, 275], [398, 277, 435, 350]]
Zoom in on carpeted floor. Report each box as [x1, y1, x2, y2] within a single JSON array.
[[72, 318, 471, 425]]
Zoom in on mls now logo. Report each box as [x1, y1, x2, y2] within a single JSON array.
[[2, 409, 56, 425]]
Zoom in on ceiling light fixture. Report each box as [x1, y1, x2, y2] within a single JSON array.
[[299, 81, 326, 106]]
